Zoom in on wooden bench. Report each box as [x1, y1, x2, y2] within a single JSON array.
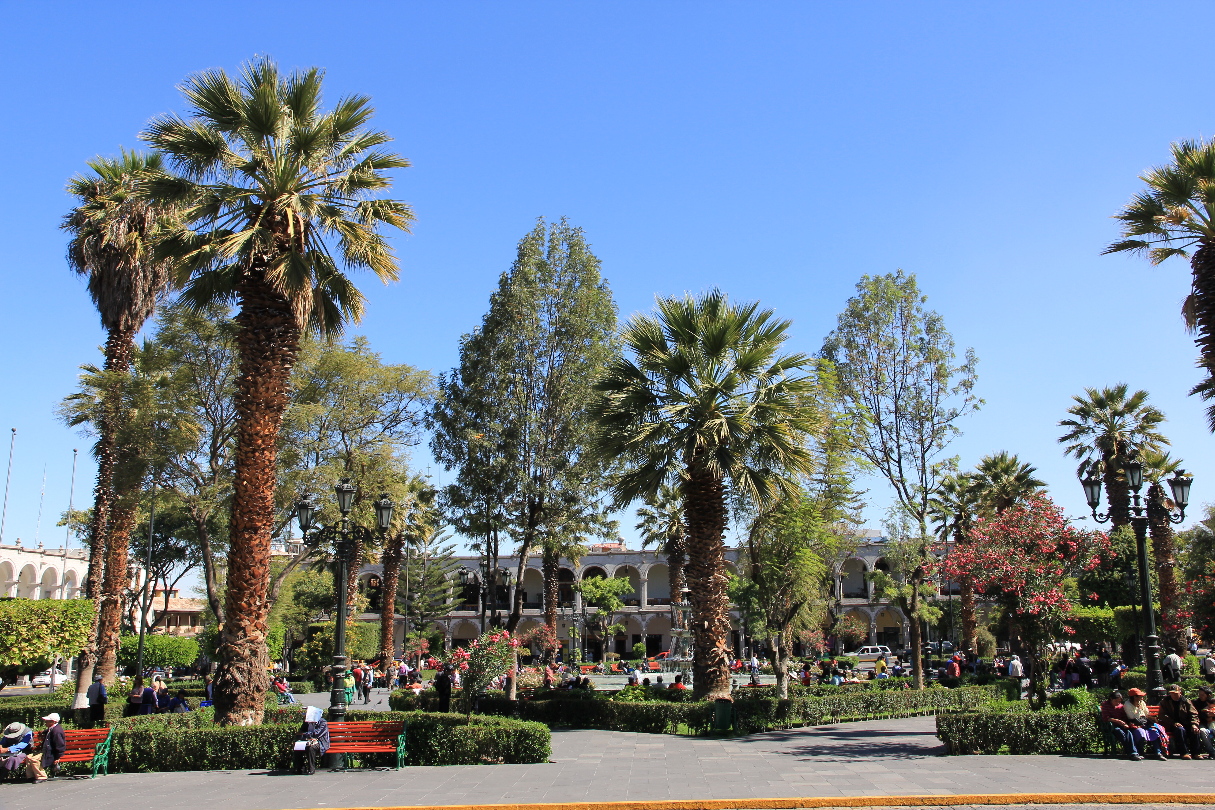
[[326, 720, 407, 770], [579, 665, 598, 674], [26, 727, 112, 778]]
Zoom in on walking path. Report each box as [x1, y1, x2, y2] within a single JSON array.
[[3, 715, 1213, 810]]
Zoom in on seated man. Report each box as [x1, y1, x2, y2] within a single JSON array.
[[0, 722, 33, 782], [668, 674, 687, 691], [1099, 690, 1141, 760], [292, 706, 330, 775], [1158, 683, 1204, 759], [1192, 684, 1215, 758]]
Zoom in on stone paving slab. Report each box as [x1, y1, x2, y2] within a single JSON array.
[[2, 716, 1214, 810]]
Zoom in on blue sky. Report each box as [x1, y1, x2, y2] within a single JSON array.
[[2, 2, 1214, 557]]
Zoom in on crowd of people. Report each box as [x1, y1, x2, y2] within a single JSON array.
[[1099, 684, 1215, 760], [0, 713, 65, 784]]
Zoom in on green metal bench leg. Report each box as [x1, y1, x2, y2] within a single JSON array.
[[396, 731, 407, 769]]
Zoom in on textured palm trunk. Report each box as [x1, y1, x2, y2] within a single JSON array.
[[95, 499, 137, 684], [213, 274, 300, 726], [667, 535, 686, 609], [1146, 482, 1185, 654], [73, 327, 134, 711], [379, 533, 404, 662], [684, 464, 731, 700], [346, 532, 364, 613], [1103, 450, 1132, 532], [1190, 244, 1215, 425]]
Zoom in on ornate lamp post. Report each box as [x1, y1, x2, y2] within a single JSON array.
[[296, 480, 394, 738], [1081, 461, 1191, 703]]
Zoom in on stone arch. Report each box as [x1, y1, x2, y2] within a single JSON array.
[[452, 620, 479, 647], [0, 561, 14, 597], [358, 571, 384, 613], [557, 568, 576, 606], [16, 565, 38, 599], [39, 567, 59, 600], [580, 565, 607, 580], [520, 567, 544, 609], [62, 570, 79, 600], [874, 607, 904, 647], [612, 565, 641, 607], [647, 563, 670, 604], [646, 614, 672, 657], [839, 558, 868, 599], [840, 607, 872, 650]]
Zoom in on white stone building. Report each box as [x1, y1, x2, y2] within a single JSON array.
[[0, 542, 88, 599]]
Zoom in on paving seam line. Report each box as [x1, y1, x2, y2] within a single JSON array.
[[275, 794, 1215, 810]]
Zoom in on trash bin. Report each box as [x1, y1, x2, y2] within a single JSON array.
[[713, 698, 733, 731]]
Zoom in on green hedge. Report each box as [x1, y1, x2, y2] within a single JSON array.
[[732, 685, 1002, 734], [98, 710, 549, 771], [1117, 671, 1208, 695], [936, 707, 1099, 755]]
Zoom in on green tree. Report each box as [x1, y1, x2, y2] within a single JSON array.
[[0, 600, 95, 690], [1058, 385, 1166, 532], [143, 57, 414, 724], [117, 634, 200, 672], [869, 507, 942, 669], [379, 476, 438, 660], [929, 471, 980, 651], [576, 575, 634, 653], [397, 527, 460, 642], [592, 290, 818, 699], [821, 270, 979, 688], [62, 149, 177, 705], [430, 218, 618, 643], [1105, 138, 1215, 428]]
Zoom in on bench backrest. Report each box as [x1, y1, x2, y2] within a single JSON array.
[[327, 721, 405, 740], [32, 728, 110, 750]]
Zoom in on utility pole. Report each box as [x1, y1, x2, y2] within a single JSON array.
[[0, 428, 15, 544]]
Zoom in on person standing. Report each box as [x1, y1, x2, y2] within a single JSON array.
[[434, 666, 453, 713], [1163, 650, 1184, 683], [361, 666, 373, 704], [1201, 654, 1215, 684], [85, 675, 107, 727]]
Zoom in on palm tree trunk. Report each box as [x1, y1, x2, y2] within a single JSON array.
[[379, 532, 404, 662], [667, 535, 686, 608], [72, 326, 134, 712], [1189, 244, 1215, 428], [960, 580, 978, 654], [95, 499, 137, 684], [213, 275, 301, 726], [1103, 451, 1132, 532], [346, 532, 364, 613], [1146, 482, 1185, 654], [684, 464, 731, 700]]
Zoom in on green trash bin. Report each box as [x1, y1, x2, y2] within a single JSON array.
[[713, 697, 733, 731]]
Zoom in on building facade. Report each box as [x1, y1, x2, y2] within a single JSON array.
[[0, 543, 88, 599]]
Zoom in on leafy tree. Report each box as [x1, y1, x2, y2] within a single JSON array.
[[128, 501, 203, 629], [943, 494, 1110, 707], [398, 528, 460, 639], [117, 634, 200, 672], [431, 218, 618, 651], [143, 57, 413, 724], [1104, 138, 1215, 428], [929, 471, 980, 651], [62, 149, 177, 703], [869, 507, 942, 665], [1179, 504, 1215, 643], [0, 600, 95, 690], [821, 270, 979, 688], [378, 476, 437, 661], [1058, 385, 1166, 531], [592, 290, 818, 699], [576, 575, 634, 641]]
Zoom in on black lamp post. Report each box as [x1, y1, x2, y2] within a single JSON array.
[[1081, 460, 1191, 703], [296, 480, 394, 740]]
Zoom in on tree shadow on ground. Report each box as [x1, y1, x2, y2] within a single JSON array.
[[730, 724, 945, 761]]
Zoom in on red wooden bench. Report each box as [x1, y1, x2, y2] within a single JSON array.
[[579, 665, 597, 674], [326, 720, 407, 770], [26, 728, 112, 778]]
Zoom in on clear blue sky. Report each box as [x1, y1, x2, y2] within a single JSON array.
[[2, 2, 1214, 555]]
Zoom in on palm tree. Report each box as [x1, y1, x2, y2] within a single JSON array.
[[929, 472, 980, 653], [1141, 449, 1187, 653], [1105, 138, 1215, 429], [142, 58, 413, 724], [379, 477, 437, 663], [972, 451, 1045, 514], [1059, 385, 1167, 531], [635, 481, 687, 617], [62, 150, 176, 703], [591, 290, 818, 699]]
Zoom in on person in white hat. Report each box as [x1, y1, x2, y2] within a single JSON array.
[[29, 713, 65, 782]]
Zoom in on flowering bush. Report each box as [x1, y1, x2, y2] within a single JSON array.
[[448, 629, 520, 713], [516, 624, 559, 660]]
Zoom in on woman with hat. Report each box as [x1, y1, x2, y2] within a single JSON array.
[[0, 722, 33, 781], [1123, 688, 1169, 760]]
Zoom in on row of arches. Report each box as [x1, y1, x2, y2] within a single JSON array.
[[0, 561, 80, 599], [837, 556, 960, 600]]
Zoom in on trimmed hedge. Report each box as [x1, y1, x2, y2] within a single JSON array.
[[98, 709, 550, 771], [936, 706, 1099, 755], [732, 685, 1002, 734]]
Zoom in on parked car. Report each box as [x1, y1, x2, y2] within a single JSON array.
[[844, 645, 893, 665], [31, 669, 66, 687]]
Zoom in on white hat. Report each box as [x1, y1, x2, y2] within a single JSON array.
[[41, 712, 60, 723], [304, 706, 323, 723]]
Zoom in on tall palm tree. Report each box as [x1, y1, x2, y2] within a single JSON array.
[[1141, 449, 1187, 653], [62, 150, 176, 704], [1059, 385, 1167, 532], [1105, 138, 1215, 429], [379, 476, 437, 663], [142, 58, 413, 724], [929, 472, 980, 653], [591, 290, 818, 699], [972, 451, 1045, 514], [635, 481, 687, 617]]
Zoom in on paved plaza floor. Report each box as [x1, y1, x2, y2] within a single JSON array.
[[2, 715, 1214, 810]]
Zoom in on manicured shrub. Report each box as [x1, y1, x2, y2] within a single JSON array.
[[936, 707, 1100, 755], [732, 684, 1001, 734]]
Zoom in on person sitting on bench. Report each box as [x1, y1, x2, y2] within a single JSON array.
[[0, 722, 33, 782], [292, 706, 330, 775]]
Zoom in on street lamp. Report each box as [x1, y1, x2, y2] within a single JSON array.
[[1080, 461, 1192, 703], [296, 480, 393, 746]]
